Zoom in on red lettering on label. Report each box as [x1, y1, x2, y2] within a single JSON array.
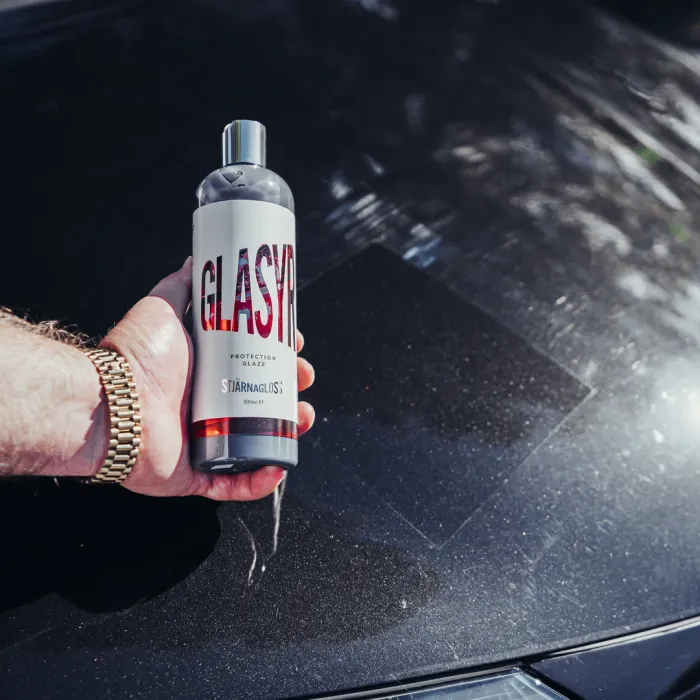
[[287, 245, 295, 348], [255, 244, 274, 339], [200, 243, 295, 345], [200, 260, 216, 331], [215, 255, 231, 331], [272, 244, 288, 344], [232, 248, 253, 334]]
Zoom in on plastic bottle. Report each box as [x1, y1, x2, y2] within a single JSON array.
[[191, 120, 298, 473]]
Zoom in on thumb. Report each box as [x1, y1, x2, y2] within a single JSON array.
[[149, 257, 193, 320]]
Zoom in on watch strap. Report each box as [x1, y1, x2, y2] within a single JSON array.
[[83, 348, 142, 484]]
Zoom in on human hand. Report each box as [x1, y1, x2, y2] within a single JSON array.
[[100, 257, 315, 500]]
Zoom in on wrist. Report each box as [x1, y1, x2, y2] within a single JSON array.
[[64, 346, 110, 478]]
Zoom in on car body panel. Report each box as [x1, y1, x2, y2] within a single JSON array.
[[1, 1, 700, 698]]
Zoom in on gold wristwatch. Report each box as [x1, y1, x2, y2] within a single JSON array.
[[83, 348, 142, 484]]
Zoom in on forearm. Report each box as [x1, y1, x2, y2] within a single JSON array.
[[0, 312, 108, 478]]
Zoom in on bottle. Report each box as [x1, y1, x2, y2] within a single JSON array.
[[191, 120, 298, 473]]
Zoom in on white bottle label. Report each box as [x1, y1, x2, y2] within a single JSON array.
[[192, 200, 297, 439]]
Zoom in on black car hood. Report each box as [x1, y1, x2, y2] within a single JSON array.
[[2, 1, 700, 698]]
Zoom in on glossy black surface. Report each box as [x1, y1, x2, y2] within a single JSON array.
[[534, 617, 700, 700], [2, 0, 700, 698]]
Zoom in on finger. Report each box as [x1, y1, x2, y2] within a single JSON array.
[[200, 466, 285, 502], [296, 330, 304, 353], [297, 357, 315, 392], [149, 257, 193, 320], [298, 401, 315, 435]]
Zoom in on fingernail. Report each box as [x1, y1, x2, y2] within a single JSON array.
[[182, 256, 193, 270]]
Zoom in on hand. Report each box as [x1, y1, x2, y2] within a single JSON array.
[[100, 257, 315, 500]]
